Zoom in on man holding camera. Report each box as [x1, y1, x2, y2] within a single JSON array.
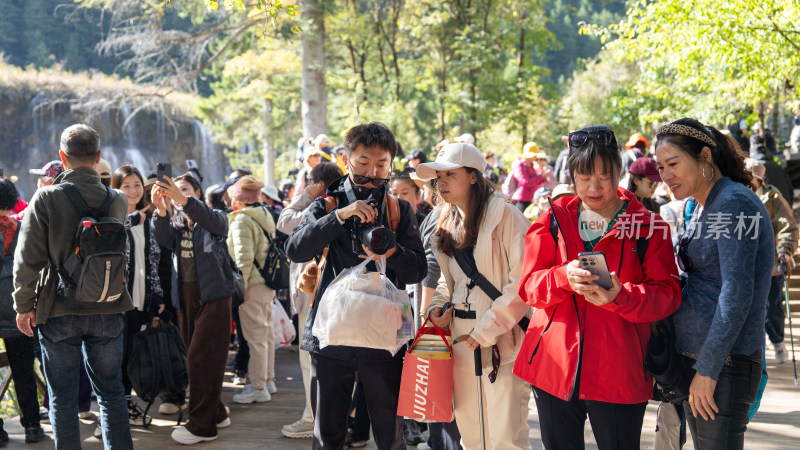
[[285, 122, 427, 449]]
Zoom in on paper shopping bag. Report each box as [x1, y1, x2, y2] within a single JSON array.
[[397, 317, 454, 423]]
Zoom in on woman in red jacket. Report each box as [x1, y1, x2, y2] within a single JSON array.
[[513, 125, 680, 449]]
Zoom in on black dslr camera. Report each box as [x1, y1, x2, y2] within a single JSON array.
[[346, 192, 396, 256]]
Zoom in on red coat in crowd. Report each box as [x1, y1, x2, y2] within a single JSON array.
[[513, 188, 680, 404]]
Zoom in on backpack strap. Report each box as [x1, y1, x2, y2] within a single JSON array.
[[635, 236, 649, 267], [56, 183, 113, 217], [452, 248, 502, 301], [452, 247, 528, 331], [386, 194, 400, 233], [57, 183, 91, 217]]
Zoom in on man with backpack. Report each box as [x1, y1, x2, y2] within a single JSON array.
[[285, 122, 427, 449], [13, 124, 133, 449]]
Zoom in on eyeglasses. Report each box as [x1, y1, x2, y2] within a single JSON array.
[[348, 163, 389, 187], [568, 130, 616, 149]]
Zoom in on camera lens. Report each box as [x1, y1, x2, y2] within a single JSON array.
[[359, 226, 396, 255]]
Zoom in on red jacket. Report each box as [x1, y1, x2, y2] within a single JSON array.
[[513, 188, 680, 404]]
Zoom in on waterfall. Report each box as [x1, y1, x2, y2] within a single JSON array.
[[192, 119, 225, 185]]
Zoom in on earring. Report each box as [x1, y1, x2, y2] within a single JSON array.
[[701, 163, 715, 181]]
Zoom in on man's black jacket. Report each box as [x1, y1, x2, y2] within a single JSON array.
[[285, 176, 427, 359]]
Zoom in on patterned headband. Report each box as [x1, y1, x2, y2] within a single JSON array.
[[656, 123, 716, 148]]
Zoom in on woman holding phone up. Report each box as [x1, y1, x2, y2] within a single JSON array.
[[513, 125, 680, 449]]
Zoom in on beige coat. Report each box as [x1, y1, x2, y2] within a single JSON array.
[[227, 206, 275, 289], [429, 195, 532, 367]]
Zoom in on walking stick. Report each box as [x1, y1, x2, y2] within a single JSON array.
[[474, 348, 487, 450], [779, 255, 798, 385]]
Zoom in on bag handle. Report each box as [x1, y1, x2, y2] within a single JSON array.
[[409, 315, 453, 354]]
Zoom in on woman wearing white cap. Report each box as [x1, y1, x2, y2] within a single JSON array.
[[417, 143, 533, 450]]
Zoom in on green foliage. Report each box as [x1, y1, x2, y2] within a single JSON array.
[[600, 0, 800, 120]]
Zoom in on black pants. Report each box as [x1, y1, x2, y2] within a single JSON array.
[[683, 350, 761, 450], [311, 348, 404, 450], [765, 275, 785, 344], [121, 309, 150, 395], [349, 381, 371, 441], [532, 386, 647, 450], [4, 335, 40, 428], [231, 305, 250, 374], [428, 419, 463, 450], [515, 201, 531, 213]]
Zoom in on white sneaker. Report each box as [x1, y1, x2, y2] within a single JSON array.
[[775, 341, 789, 363], [232, 371, 248, 386], [79, 411, 92, 420], [217, 417, 231, 429], [159, 402, 180, 415], [93, 424, 102, 439], [232, 385, 271, 404], [217, 406, 232, 428], [281, 418, 314, 438], [267, 379, 277, 394], [128, 401, 151, 427], [171, 426, 217, 445]]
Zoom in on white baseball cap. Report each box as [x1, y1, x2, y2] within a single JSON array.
[[415, 143, 487, 180], [454, 133, 475, 145], [261, 185, 282, 203]]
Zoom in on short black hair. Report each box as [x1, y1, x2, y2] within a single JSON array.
[[60, 124, 100, 164], [567, 124, 621, 177], [343, 122, 398, 159], [311, 162, 344, 187], [0, 179, 18, 211], [410, 150, 427, 163], [231, 168, 252, 178]]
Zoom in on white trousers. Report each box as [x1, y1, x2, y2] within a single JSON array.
[[452, 341, 532, 450], [239, 283, 275, 390], [298, 311, 313, 422]]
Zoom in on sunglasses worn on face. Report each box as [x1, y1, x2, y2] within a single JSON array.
[[348, 163, 389, 186], [568, 130, 616, 149]]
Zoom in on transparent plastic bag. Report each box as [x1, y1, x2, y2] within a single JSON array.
[[273, 299, 296, 349], [313, 256, 413, 354]]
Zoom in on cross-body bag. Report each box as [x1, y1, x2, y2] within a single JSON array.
[[451, 248, 529, 332]]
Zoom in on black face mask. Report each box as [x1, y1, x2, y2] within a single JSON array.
[[345, 176, 385, 205]]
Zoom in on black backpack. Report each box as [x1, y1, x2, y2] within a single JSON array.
[[56, 183, 127, 304], [254, 207, 291, 290], [0, 223, 20, 337], [127, 319, 188, 426]]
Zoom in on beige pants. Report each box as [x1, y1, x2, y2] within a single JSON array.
[[452, 341, 532, 450], [240, 283, 276, 390], [298, 311, 313, 422]]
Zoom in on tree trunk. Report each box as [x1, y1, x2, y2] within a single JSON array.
[[301, 0, 328, 138], [517, 20, 527, 149], [262, 97, 275, 186]]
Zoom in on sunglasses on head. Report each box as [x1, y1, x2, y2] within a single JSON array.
[[568, 130, 616, 149]]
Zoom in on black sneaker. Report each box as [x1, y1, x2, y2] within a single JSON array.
[[403, 419, 425, 445], [38, 411, 50, 424], [25, 426, 45, 444], [0, 428, 8, 447]]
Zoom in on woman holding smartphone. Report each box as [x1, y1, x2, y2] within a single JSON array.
[[513, 125, 680, 449], [654, 118, 774, 449], [420, 143, 533, 450], [152, 174, 234, 445]]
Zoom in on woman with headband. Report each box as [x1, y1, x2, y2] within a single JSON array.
[[654, 118, 773, 449]]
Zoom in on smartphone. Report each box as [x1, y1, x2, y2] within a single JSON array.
[[577, 251, 613, 290], [156, 163, 172, 184]]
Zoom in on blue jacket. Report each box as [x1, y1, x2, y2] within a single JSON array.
[[676, 177, 774, 380], [152, 197, 234, 306]]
